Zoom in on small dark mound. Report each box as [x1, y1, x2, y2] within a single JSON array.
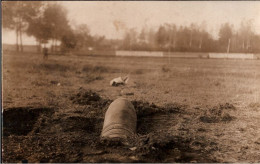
[[70, 88, 112, 112], [132, 100, 186, 118], [3, 107, 54, 136], [161, 65, 171, 72], [133, 133, 177, 157], [218, 103, 236, 110], [200, 103, 236, 123], [70, 88, 101, 105], [132, 100, 160, 118], [164, 103, 187, 114]]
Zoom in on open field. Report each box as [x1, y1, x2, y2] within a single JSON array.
[[2, 51, 260, 162]]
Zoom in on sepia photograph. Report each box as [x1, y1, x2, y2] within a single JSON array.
[[1, 1, 260, 163]]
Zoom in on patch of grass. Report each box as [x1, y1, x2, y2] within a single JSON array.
[[134, 69, 144, 74], [199, 103, 236, 123], [161, 65, 171, 73], [82, 65, 120, 74], [34, 63, 73, 72], [82, 65, 107, 73], [248, 102, 260, 111], [84, 74, 104, 83], [31, 80, 49, 87]]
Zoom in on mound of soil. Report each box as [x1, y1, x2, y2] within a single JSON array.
[[199, 103, 236, 123], [132, 100, 186, 118], [70, 88, 101, 105], [70, 88, 112, 108]]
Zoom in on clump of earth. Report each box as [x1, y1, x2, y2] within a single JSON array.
[[199, 103, 236, 123]]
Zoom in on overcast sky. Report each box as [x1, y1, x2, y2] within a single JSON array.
[[3, 1, 260, 45]]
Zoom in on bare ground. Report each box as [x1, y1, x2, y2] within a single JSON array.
[[2, 51, 260, 163]]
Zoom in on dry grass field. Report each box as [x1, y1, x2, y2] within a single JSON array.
[[2, 51, 260, 162]]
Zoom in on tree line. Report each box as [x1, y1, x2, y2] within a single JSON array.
[[3, 1, 260, 53], [121, 21, 260, 53]]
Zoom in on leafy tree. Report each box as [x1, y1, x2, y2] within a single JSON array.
[[26, 3, 51, 51], [238, 19, 254, 52], [27, 16, 52, 49], [43, 3, 70, 52], [198, 21, 207, 50], [93, 35, 106, 49], [139, 27, 148, 44], [122, 28, 138, 50], [147, 28, 157, 50], [26, 2, 71, 52], [169, 24, 177, 51], [2, 1, 42, 52], [74, 24, 93, 49], [251, 35, 260, 53], [60, 28, 77, 52], [2, 2, 15, 29], [218, 23, 233, 52], [189, 23, 197, 48], [156, 25, 168, 49], [176, 26, 190, 51]]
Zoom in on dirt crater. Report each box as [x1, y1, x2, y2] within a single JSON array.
[[3, 107, 54, 136]]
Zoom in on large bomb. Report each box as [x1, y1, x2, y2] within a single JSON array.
[[101, 98, 137, 139]]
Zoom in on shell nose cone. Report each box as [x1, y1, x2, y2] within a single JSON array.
[[101, 98, 137, 139]]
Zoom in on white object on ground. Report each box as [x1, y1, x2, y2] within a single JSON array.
[[110, 75, 129, 86]]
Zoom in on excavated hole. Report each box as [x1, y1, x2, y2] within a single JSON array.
[[3, 107, 54, 136]]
